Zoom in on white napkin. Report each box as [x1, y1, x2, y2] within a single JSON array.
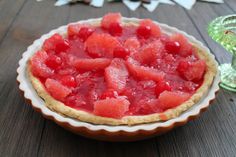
[[55, 0, 70, 6], [123, 0, 175, 12], [199, 0, 224, 3], [159, 0, 175, 5], [122, 0, 141, 11], [173, 0, 224, 10], [143, 0, 174, 12], [90, 0, 104, 7], [143, 1, 159, 12], [173, 0, 196, 10], [54, 0, 104, 7]]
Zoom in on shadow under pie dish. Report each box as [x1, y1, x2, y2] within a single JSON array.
[[17, 13, 219, 141]]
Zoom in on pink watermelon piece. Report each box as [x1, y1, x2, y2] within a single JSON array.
[[85, 33, 121, 58], [133, 40, 164, 65], [71, 58, 111, 71], [45, 78, 72, 101], [42, 33, 69, 54], [124, 37, 140, 53], [67, 23, 93, 39], [101, 13, 122, 29], [30, 50, 54, 78], [158, 91, 190, 110], [105, 58, 129, 93], [68, 23, 82, 39], [126, 58, 165, 82], [178, 59, 206, 81], [93, 97, 130, 118], [137, 99, 163, 114]]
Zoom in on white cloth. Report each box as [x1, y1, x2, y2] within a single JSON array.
[[54, 0, 104, 7], [173, 0, 196, 10], [122, 0, 141, 11], [143, 0, 175, 12], [38, 0, 224, 10], [90, 0, 104, 7]]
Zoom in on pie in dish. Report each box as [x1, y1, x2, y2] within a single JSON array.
[[28, 13, 217, 125]]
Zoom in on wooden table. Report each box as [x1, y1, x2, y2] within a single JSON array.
[[0, 0, 236, 156]]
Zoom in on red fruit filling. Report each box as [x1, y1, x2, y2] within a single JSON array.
[[30, 13, 206, 119], [30, 50, 54, 78], [105, 59, 128, 93], [101, 13, 121, 29], [94, 97, 130, 118], [45, 55, 62, 70], [137, 25, 151, 39], [60, 75, 77, 88], [113, 46, 130, 59], [124, 37, 140, 53], [170, 33, 193, 57], [45, 78, 72, 101], [138, 19, 161, 38], [85, 33, 121, 58], [155, 81, 171, 97], [158, 91, 190, 110], [43, 33, 69, 54], [109, 22, 123, 36], [78, 27, 95, 42], [133, 40, 164, 65]]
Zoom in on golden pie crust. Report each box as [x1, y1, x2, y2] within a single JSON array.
[[27, 20, 217, 126]]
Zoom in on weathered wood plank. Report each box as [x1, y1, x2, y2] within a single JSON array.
[[0, 0, 70, 156], [224, 0, 236, 11], [0, 0, 26, 44]]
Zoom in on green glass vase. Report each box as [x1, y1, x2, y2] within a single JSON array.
[[208, 15, 236, 92]]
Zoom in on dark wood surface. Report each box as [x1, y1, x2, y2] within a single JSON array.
[[0, 0, 236, 156]]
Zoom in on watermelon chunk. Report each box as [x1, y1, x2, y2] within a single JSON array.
[[133, 40, 164, 65], [65, 95, 86, 109], [93, 97, 130, 118], [42, 33, 69, 54], [137, 99, 163, 114], [124, 37, 140, 53], [68, 23, 82, 39], [101, 13, 122, 29], [105, 58, 129, 93], [158, 91, 190, 110], [67, 23, 93, 40], [45, 78, 72, 101], [85, 33, 121, 58], [177, 59, 206, 81], [71, 58, 111, 71], [30, 50, 54, 78], [126, 58, 165, 82]]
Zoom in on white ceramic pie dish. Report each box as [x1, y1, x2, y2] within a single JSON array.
[[17, 17, 220, 141]]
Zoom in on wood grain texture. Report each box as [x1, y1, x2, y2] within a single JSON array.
[[224, 0, 236, 11], [0, 0, 69, 156], [0, 0, 26, 43], [0, 0, 236, 157]]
